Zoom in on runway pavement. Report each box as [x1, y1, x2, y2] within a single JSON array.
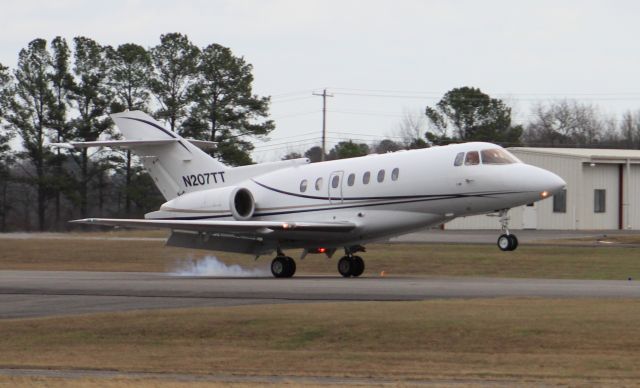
[[1, 270, 639, 319]]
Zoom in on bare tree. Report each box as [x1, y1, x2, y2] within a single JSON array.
[[395, 108, 428, 148], [524, 100, 605, 147], [619, 110, 640, 149]]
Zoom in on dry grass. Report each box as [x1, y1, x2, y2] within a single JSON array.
[[0, 376, 343, 387], [1, 299, 639, 385], [1, 234, 640, 279]]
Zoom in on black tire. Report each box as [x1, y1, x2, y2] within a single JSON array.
[[497, 234, 511, 251], [284, 256, 296, 277], [337, 256, 353, 277], [271, 257, 289, 278], [351, 256, 365, 277], [507, 234, 519, 251]]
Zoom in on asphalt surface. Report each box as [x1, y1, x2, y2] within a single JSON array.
[[1, 270, 639, 319], [1, 229, 635, 245], [390, 228, 639, 244]]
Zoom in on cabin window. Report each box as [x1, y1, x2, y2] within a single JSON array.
[[377, 169, 385, 183], [454, 152, 465, 166], [300, 179, 308, 193], [315, 177, 323, 191], [464, 151, 480, 165], [594, 189, 606, 213], [331, 175, 340, 188], [363, 171, 371, 184], [553, 189, 566, 213], [481, 149, 517, 164], [391, 168, 399, 181], [347, 173, 355, 186]]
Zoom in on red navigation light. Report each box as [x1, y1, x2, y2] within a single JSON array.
[[318, 248, 326, 253]]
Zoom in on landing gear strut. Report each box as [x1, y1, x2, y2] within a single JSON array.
[[337, 246, 366, 278], [497, 209, 518, 251], [271, 248, 296, 278]]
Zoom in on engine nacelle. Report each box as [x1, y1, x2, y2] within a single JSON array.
[[228, 187, 255, 221], [157, 185, 256, 220]]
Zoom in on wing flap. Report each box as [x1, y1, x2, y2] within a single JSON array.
[[70, 218, 357, 234]]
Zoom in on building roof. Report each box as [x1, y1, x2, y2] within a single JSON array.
[[509, 147, 640, 163]]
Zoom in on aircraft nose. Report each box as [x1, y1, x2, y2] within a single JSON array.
[[547, 171, 566, 193], [534, 168, 566, 200], [520, 165, 566, 199]]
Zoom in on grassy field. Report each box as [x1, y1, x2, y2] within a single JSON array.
[[1, 299, 639, 386], [1, 233, 640, 279], [2, 233, 640, 386]]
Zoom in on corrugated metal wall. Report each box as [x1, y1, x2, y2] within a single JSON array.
[[514, 151, 582, 229], [579, 164, 619, 229], [629, 164, 640, 229]]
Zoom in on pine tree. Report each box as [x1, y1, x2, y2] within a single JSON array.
[[0, 62, 14, 231], [149, 33, 199, 131], [182, 43, 274, 166], [67, 37, 113, 217], [49, 36, 74, 227], [425, 87, 522, 146], [5, 39, 57, 230], [108, 43, 153, 215]]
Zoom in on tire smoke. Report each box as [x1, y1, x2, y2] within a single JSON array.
[[171, 256, 269, 277]]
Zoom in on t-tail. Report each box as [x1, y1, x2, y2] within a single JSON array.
[[51, 110, 311, 201], [50, 110, 226, 200], [110, 111, 226, 200]]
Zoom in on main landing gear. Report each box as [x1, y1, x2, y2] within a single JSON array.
[[497, 209, 518, 251], [270, 249, 296, 278], [337, 246, 366, 278], [270, 246, 367, 278]]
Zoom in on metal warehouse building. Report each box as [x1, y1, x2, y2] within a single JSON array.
[[445, 147, 640, 230]]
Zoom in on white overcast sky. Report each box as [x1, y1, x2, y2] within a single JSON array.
[[2, 0, 640, 161]]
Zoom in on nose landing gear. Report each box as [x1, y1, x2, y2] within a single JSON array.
[[497, 209, 518, 251]]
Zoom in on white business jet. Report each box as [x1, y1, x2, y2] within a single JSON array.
[[57, 111, 566, 278]]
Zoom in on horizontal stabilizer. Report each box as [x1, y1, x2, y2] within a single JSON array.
[[49, 139, 217, 150], [70, 218, 357, 234]]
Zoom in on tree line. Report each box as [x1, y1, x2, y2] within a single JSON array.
[[284, 87, 640, 162], [2, 35, 639, 232], [0, 33, 273, 231]]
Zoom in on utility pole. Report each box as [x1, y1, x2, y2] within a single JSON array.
[[313, 88, 333, 161]]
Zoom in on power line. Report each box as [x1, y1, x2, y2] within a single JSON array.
[[270, 96, 316, 104], [270, 89, 317, 99], [252, 136, 322, 150], [329, 131, 405, 139], [270, 110, 319, 120], [329, 109, 405, 118]]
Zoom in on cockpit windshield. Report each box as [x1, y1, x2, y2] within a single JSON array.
[[480, 148, 518, 164]]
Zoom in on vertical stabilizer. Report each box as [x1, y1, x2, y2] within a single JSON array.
[[111, 111, 228, 200]]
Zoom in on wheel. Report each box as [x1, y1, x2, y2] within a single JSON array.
[[271, 257, 287, 278], [507, 234, 518, 251], [271, 256, 295, 278], [284, 256, 296, 277], [497, 234, 511, 251], [337, 256, 353, 277], [351, 256, 365, 277]]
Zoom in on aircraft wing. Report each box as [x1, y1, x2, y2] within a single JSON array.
[[70, 218, 357, 234]]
